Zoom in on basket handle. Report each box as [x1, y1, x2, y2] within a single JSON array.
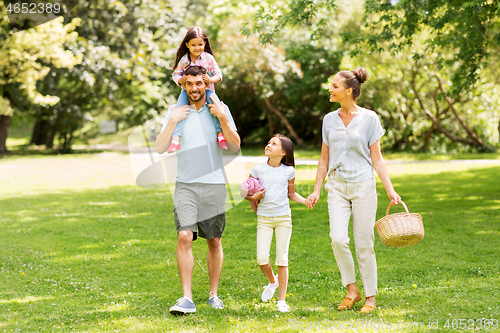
[[385, 200, 409, 216]]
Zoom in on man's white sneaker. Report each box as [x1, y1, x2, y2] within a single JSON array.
[[277, 301, 290, 312], [261, 275, 279, 302]]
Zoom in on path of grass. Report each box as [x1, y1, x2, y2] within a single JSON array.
[[0, 154, 499, 332]]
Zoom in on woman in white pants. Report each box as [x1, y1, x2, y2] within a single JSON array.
[[306, 68, 400, 313]]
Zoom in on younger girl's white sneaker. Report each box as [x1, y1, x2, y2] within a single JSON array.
[[261, 275, 279, 302], [277, 300, 290, 312]]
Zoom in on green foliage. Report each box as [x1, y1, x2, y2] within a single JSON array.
[[2, 0, 500, 153], [26, 0, 185, 151], [363, 0, 500, 92], [342, 25, 500, 152], [242, 0, 500, 151], [0, 14, 82, 108], [242, 0, 336, 44], [209, 0, 343, 144]]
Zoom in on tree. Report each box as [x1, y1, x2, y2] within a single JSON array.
[[242, 0, 336, 45], [362, 0, 500, 145], [244, 0, 500, 150], [247, 0, 500, 91], [341, 4, 498, 152], [21, 0, 183, 152], [363, 0, 500, 92], [0, 7, 82, 153], [207, 0, 344, 146]]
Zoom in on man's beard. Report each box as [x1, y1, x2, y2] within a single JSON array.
[[187, 90, 205, 104]]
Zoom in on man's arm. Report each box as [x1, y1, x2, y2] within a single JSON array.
[[208, 98, 241, 153], [155, 105, 190, 154]]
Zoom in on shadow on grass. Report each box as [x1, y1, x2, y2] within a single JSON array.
[[0, 166, 499, 332]]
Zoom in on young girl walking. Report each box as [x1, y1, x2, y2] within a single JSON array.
[[168, 26, 227, 153], [241, 134, 309, 312]]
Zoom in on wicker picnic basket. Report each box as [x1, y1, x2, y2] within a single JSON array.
[[374, 201, 424, 247]]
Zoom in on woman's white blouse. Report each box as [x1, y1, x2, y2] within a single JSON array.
[[322, 108, 384, 182]]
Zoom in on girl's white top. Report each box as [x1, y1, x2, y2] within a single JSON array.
[[322, 108, 384, 182], [250, 163, 296, 217]]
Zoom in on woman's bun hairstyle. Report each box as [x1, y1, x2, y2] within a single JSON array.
[[352, 67, 368, 84], [338, 67, 369, 100]]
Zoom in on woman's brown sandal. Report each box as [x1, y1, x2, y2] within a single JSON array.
[[359, 304, 375, 313], [337, 291, 362, 310]]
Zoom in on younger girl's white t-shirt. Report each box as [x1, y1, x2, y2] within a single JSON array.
[[250, 163, 296, 217]]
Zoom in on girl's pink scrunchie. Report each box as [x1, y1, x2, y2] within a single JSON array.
[[241, 178, 264, 194]]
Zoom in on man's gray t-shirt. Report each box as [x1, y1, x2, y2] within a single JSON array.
[[160, 103, 237, 184]]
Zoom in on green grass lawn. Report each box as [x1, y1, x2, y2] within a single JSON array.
[[0, 155, 499, 332]]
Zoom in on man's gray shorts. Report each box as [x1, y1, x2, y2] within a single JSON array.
[[174, 182, 227, 241]]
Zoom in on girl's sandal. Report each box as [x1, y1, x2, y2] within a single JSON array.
[[359, 304, 375, 313], [337, 291, 362, 310]]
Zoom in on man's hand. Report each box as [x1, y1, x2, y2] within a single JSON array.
[[170, 105, 190, 123], [208, 97, 226, 120]]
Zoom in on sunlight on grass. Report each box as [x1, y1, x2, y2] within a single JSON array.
[[140, 263, 170, 270], [0, 296, 55, 305], [107, 316, 163, 331], [88, 201, 117, 206], [54, 253, 122, 264], [377, 306, 416, 316], [119, 239, 144, 246], [476, 230, 499, 235], [6, 137, 29, 147], [97, 302, 129, 312]]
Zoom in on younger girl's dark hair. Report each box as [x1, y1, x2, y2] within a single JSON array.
[[337, 67, 368, 100], [273, 134, 295, 168], [173, 27, 213, 70]]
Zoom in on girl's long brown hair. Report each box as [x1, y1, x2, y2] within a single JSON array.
[[273, 134, 295, 168], [172, 27, 214, 70]]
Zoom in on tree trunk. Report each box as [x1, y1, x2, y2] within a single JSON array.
[[419, 123, 435, 151], [30, 118, 55, 147], [0, 115, 11, 154], [437, 78, 489, 148], [265, 108, 274, 139], [410, 78, 481, 147], [263, 97, 305, 147]]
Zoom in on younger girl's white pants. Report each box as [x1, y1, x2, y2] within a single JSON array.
[[325, 170, 378, 297], [256, 215, 292, 266]]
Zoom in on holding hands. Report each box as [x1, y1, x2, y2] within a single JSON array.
[[305, 189, 401, 209], [305, 191, 320, 210]]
